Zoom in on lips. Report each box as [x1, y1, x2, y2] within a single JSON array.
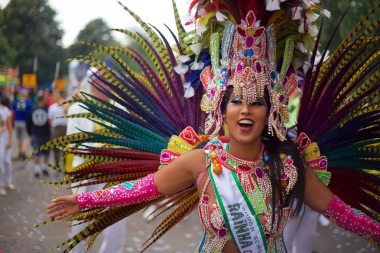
[[238, 119, 254, 128]]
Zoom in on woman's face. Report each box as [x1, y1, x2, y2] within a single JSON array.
[[224, 92, 268, 145]]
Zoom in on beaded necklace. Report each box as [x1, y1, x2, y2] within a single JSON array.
[[216, 144, 265, 174]]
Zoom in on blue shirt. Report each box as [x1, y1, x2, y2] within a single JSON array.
[[12, 99, 34, 122]]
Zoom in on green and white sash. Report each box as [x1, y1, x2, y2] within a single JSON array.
[[208, 163, 267, 253]]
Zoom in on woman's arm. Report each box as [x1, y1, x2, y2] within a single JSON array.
[[0, 120, 7, 134], [6, 113, 12, 148], [303, 166, 380, 244], [47, 149, 205, 220], [302, 165, 334, 212]]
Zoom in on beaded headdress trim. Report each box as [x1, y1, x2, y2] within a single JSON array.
[[200, 11, 298, 140]]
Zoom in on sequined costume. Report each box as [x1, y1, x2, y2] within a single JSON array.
[[34, 1, 380, 252], [197, 162, 293, 252]]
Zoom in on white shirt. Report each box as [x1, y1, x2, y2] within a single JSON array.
[[67, 102, 95, 194], [0, 106, 10, 141], [48, 102, 68, 127]]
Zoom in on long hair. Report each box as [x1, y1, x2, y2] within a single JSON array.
[[221, 86, 307, 228]]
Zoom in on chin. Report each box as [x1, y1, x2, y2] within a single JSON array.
[[232, 135, 262, 145]]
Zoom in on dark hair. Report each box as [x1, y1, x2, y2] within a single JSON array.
[[38, 96, 46, 103], [0, 95, 11, 108], [59, 90, 67, 98], [220, 86, 306, 228]]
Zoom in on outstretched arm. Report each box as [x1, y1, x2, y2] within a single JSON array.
[[46, 149, 205, 220], [303, 166, 380, 244]]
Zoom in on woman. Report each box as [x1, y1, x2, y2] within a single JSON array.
[[47, 89, 334, 252], [41, 0, 380, 252]]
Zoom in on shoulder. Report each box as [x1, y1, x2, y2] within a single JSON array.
[[185, 148, 206, 162], [164, 149, 206, 171], [48, 103, 58, 110], [4, 107, 11, 114], [48, 103, 59, 114], [177, 148, 205, 160], [175, 149, 207, 176]]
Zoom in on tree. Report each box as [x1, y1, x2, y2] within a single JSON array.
[[0, 0, 65, 86], [0, 32, 17, 67], [67, 18, 120, 60], [318, 1, 376, 52]]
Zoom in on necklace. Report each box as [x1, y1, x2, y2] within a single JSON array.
[[217, 144, 265, 174]]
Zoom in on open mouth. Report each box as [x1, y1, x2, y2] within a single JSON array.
[[238, 119, 254, 128]]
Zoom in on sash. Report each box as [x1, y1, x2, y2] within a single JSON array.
[[208, 163, 267, 253]]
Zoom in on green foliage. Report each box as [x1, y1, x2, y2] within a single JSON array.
[[0, 32, 17, 66], [67, 18, 120, 61], [0, 0, 65, 86], [319, 1, 377, 51]]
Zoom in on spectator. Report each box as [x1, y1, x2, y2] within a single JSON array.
[[12, 89, 34, 160], [0, 94, 15, 195], [0, 102, 8, 195], [26, 96, 50, 178], [45, 88, 55, 108], [48, 87, 68, 180], [66, 68, 126, 253]]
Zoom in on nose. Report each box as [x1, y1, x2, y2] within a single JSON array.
[[241, 103, 251, 114]]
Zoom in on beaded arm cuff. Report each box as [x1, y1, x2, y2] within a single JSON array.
[[76, 173, 162, 210], [322, 195, 380, 245]]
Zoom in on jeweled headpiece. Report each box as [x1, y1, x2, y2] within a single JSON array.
[[187, 0, 324, 140]]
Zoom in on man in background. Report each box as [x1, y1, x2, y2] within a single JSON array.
[[12, 89, 34, 160], [26, 96, 50, 177], [48, 86, 67, 180], [66, 68, 126, 253]]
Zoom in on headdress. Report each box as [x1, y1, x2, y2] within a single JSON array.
[[185, 0, 324, 140]]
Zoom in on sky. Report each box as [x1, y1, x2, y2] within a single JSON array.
[[0, 0, 189, 47]]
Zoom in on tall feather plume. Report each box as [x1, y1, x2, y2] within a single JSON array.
[[298, 4, 380, 221], [35, 1, 210, 252]]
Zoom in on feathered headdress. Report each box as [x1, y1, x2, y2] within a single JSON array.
[[186, 0, 323, 140]]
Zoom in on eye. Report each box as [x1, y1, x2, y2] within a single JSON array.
[[230, 97, 242, 104], [250, 101, 263, 106], [250, 98, 266, 107]]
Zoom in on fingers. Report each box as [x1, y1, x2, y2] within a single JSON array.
[[55, 209, 71, 220], [47, 201, 62, 210], [47, 202, 62, 215], [47, 196, 77, 220], [56, 211, 71, 220], [51, 196, 65, 203], [47, 205, 71, 219]]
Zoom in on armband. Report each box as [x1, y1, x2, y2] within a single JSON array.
[[76, 173, 162, 210], [322, 195, 380, 245]]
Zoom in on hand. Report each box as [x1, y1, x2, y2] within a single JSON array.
[[47, 195, 80, 220]]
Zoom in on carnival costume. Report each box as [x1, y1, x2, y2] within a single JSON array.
[[33, 0, 380, 252]]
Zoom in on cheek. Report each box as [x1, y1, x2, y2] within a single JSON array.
[[255, 108, 269, 123], [225, 106, 238, 118]]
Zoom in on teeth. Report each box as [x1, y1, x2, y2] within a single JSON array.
[[238, 119, 253, 124]]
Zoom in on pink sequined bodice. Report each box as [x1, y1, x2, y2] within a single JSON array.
[[196, 163, 294, 252]]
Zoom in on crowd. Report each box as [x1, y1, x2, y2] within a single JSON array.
[[0, 84, 68, 196]]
